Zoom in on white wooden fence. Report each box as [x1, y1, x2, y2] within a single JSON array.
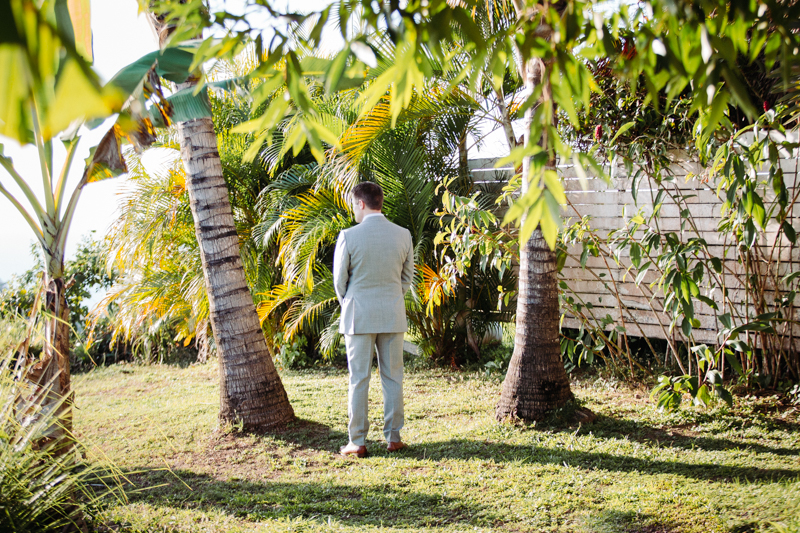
[[468, 144, 800, 346]]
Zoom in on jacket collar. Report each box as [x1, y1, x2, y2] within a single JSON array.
[[360, 213, 385, 223]]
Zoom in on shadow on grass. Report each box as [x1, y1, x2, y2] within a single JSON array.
[[581, 509, 678, 533], [392, 439, 800, 483], [269, 418, 350, 453], [589, 416, 800, 457], [122, 468, 492, 529], [228, 418, 798, 484]]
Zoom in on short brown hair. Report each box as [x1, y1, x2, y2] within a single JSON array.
[[351, 182, 384, 210]]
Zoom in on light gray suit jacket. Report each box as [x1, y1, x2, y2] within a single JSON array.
[[333, 215, 414, 335]]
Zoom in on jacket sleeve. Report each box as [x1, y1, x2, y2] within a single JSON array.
[[333, 231, 350, 305], [400, 231, 414, 295]]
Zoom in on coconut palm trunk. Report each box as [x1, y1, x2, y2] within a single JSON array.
[[496, 205, 573, 420], [177, 109, 294, 427], [146, 9, 294, 428], [495, 7, 575, 421]]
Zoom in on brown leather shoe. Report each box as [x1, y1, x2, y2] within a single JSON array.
[[339, 443, 368, 458], [386, 441, 407, 452]]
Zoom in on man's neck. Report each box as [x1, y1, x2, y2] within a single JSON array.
[[361, 211, 383, 221]]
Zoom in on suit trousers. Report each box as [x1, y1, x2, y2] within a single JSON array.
[[345, 332, 405, 446]]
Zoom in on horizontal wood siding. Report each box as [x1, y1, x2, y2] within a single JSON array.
[[469, 149, 800, 347]]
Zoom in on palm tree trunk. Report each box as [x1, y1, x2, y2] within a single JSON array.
[[496, 29, 575, 421], [146, 4, 294, 429], [177, 109, 295, 429], [496, 227, 573, 420]]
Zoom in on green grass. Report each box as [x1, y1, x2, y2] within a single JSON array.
[[73, 363, 800, 532]]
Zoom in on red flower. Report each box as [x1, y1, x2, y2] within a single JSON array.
[[763, 101, 770, 112], [594, 125, 603, 141]]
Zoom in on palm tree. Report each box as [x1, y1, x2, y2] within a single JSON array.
[[142, 8, 294, 428], [492, 0, 578, 422], [438, 0, 575, 420]]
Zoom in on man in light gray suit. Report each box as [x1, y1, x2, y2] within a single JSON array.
[[333, 182, 414, 457]]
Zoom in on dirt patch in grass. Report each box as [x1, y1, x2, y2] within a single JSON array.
[[169, 431, 336, 482], [164, 415, 360, 482]]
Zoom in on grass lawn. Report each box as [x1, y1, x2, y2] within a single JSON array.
[[74, 362, 800, 532]]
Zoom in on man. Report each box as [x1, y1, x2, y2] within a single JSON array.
[[333, 182, 415, 458]]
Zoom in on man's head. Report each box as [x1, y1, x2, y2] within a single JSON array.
[[351, 182, 384, 223]]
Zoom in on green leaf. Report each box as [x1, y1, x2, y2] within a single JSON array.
[[610, 121, 635, 144], [635, 263, 650, 286], [681, 316, 693, 337], [724, 350, 744, 377], [782, 271, 800, 285], [782, 222, 797, 244], [0, 47, 31, 142], [696, 295, 718, 311], [325, 48, 350, 94], [543, 170, 566, 205], [743, 219, 757, 248], [751, 193, 766, 228], [519, 198, 544, 246], [540, 198, 559, 250], [694, 384, 712, 407], [656, 390, 682, 412], [630, 243, 641, 268], [108, 46, 196, 94], [55, 0, 93, 63], [702, 90, 729, 141], [580, 244, 589, 268], [556, 250, 567, 272], [45, 58, 122, 138], [680, 276, 691, 301], [714, 385, 733, 407]]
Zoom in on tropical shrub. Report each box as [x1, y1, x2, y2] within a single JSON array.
[[275, 335, 312, 370], [255, 80, 516, 366], [95, 147, 210, 364]]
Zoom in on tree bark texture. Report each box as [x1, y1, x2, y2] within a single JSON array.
[[177, 114, 294, 429], [496, 228, 573, 421]]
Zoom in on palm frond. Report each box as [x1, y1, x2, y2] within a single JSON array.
[[277, 187, 351, 289]]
